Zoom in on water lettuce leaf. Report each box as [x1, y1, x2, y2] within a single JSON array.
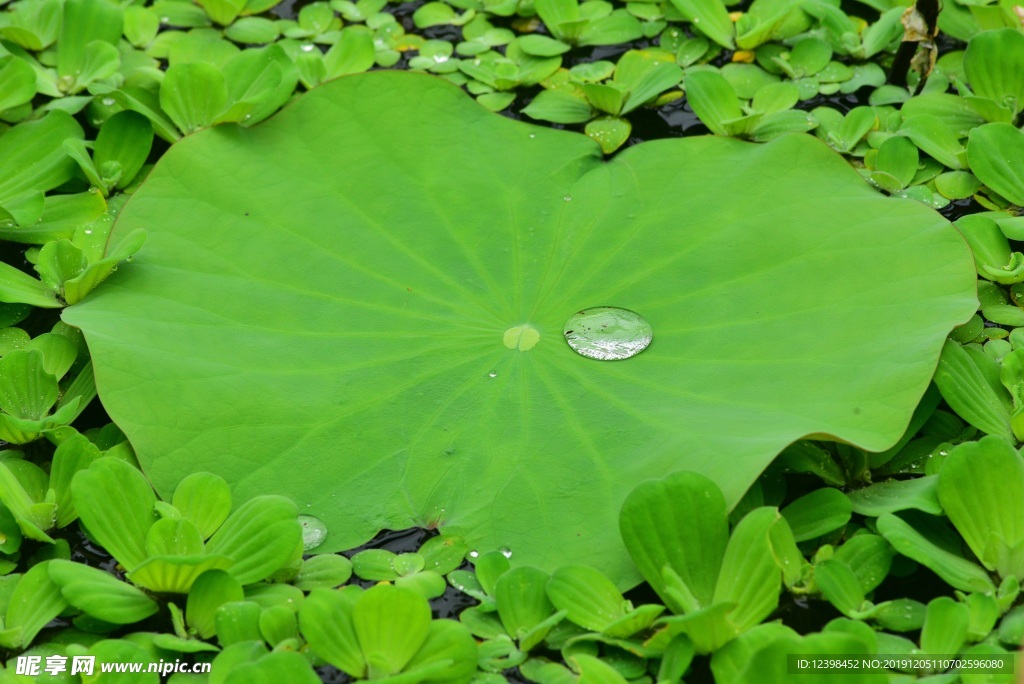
[[64, 72, 975, 586]]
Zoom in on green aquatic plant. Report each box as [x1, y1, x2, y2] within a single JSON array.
[[58, 457, 303, 600], [301, 583, 478, 682], [4, 0, 1024, 678], [64, 71, 975, 587]]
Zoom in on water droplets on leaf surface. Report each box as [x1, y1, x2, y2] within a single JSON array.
[[563, 307, 653, 361], [298, 514, 327, 551]]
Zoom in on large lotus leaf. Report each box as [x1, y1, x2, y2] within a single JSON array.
[[63, 72, 975, 586]]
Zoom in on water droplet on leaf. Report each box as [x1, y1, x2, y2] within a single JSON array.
[[101, 97, 116, 107], [298, 514, 327, 550], [467, 549, 479, 559], [563, 307, 653, 361], [488, 371, 497, 378], [499, 546, 512, 558], [563, 195, 572, 201]]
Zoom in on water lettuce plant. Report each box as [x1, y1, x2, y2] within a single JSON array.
[[65, 71, 975, 586]]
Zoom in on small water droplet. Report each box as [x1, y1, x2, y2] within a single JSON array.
[[160, 16, 170, 23], [499, 546, 512, 558], [432, 53, 449, 63], [301, 43, 315, 52], [468, 549, 479, 559], [529, 133, 536, 139], [101, 97, 116, 106], [84, 229, 93, 235], [298, 514, 327, 550], [488, 371, 497, 378], [563, 195, 572, 201], [564, 306, 653, 361]]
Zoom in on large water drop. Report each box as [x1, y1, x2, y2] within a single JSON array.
[[298, 514, 327, 551], [563, 307, 653, 361]]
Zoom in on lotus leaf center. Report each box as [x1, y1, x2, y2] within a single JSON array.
[[503, 324, 540, 351]]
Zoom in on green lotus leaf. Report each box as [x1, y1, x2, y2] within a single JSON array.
[[64, 72, 976, 586]]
